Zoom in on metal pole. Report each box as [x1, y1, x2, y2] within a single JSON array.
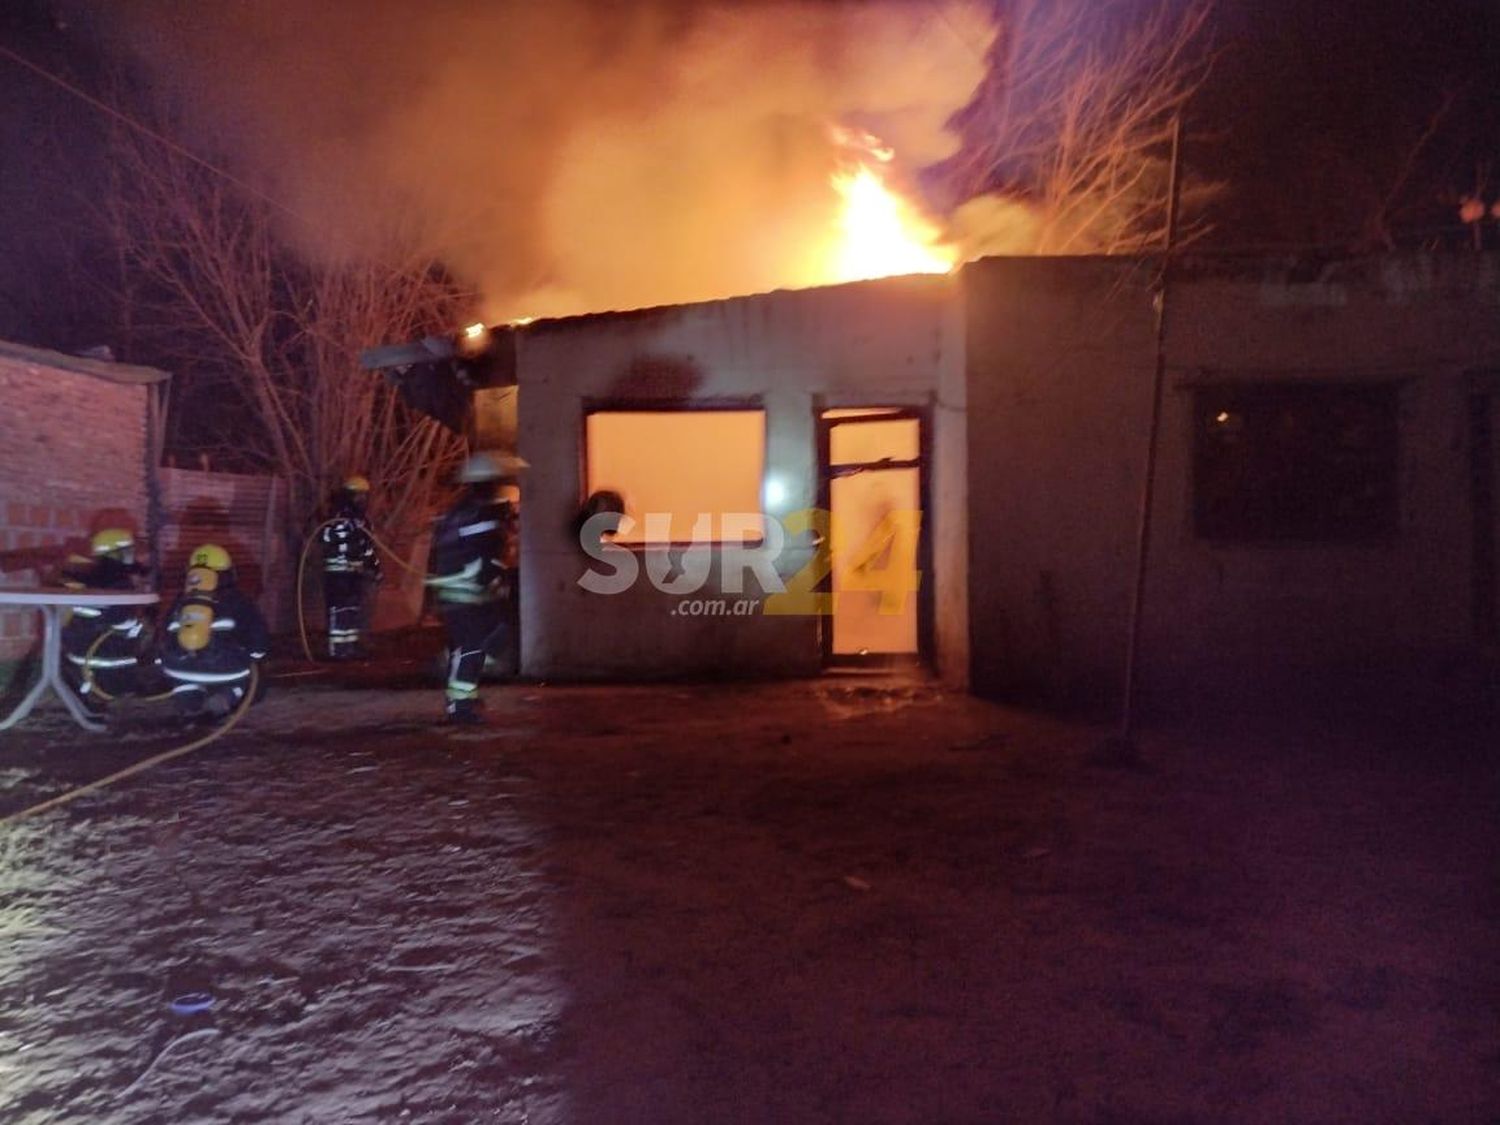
[[1118, 116, 1184, 741]]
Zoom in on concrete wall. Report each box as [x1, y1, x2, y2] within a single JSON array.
[[964, 257, 1159, 707], [965, 252, 1500, 710], [932, 285, 971, 689], [514, 274, 968, 681], [0, 355, 152, 662]]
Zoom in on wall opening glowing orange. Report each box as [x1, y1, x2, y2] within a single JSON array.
[[823, 409, 923, 658], [585, 410, 766, 545]]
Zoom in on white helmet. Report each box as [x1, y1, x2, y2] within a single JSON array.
[[456, 451, 529, 483]]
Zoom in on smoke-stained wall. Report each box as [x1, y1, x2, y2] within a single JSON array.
[[506, 251, 1500, 698], [512, 273, 967, 681]]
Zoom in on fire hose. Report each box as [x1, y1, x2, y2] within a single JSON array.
[[77, 626, 176, 704], [295, 519, 427, 663], [4, 519, 415, 825], [2, 522, 420, 825], [0, 662, 258, 827]]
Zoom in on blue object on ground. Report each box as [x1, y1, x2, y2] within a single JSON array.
[[169, 992, 214, 1015]]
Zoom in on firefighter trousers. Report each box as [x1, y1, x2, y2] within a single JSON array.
[[438, 600, 508, 701], [323, 571, 367, 655]]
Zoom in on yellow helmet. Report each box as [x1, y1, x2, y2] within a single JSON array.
[[343, 475, 371, 494], [187, 543, 232, 572], [91, 528, 134, 558]]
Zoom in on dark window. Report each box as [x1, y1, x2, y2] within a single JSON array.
[[1193, 383, 1399, 543]]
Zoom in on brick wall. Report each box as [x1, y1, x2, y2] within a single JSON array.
[[158, 467, 292, 633], [0, 355, 152, 662]]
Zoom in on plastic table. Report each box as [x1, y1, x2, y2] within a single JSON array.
[[0, 587, 159, 733]]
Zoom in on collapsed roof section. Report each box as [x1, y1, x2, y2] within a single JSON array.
[[359, 325, 518, 433]]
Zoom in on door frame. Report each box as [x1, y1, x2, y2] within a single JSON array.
[[815, 403, 934, 667]]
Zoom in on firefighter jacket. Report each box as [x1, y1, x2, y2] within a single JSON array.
[[62, 555, 146, 598], [319, 505, 380, 577], [61, 556, 149, 673], [62, 556, 148, 634], [426, 495, 515, 606], [160, 585, 271, 683]]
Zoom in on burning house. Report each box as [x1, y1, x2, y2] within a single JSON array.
[[375, 248, 1500, 709], [511, 272, 969, 684]]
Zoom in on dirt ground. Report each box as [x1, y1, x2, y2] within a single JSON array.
[[0, 660, 1496, 1124]]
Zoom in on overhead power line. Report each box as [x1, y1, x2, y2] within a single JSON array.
[[0, 42, 311, 229]]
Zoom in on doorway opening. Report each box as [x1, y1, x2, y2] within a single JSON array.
[[819, 407, 929, 665]]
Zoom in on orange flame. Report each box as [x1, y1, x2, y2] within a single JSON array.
[[817, 126, 957, 284]]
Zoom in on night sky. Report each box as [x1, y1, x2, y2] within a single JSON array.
[[1, 0, 1496, 351], [1194, 0, 1500, 246]]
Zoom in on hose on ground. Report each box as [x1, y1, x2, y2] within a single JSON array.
[[0, 663, 259, 827], [78, 627, 177, 704]]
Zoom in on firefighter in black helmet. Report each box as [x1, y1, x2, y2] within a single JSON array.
[[425, 451, 522, 724], [319, 474, 380, 659]]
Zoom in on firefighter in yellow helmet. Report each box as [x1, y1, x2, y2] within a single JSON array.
[[317, 474, 380, 659], [60, 527, 151, 709], [157, 543, 270, 719]]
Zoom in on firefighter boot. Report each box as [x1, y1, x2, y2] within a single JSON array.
[[445, 697, 484, 725]]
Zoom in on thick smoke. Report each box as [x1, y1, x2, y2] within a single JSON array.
[[79, 0, 993, 320]]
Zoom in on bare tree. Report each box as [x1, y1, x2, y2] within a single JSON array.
[[1358, 90, 1462, 251], [92, 112, 471, 562], [944, 0, 1215, 256]]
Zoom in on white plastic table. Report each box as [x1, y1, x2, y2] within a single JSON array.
[[0, 587, 160, 733]]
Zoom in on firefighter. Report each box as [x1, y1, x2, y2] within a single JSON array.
[[318, 475, 380, 659], [60, 527, 150, 707], [425, 451, 523, 724], [157, 543, 270, 719]]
